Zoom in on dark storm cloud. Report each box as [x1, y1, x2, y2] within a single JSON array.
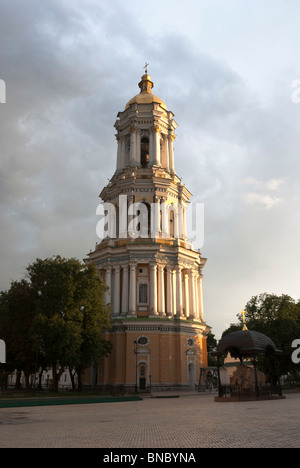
[[0, 0, 299, 337]]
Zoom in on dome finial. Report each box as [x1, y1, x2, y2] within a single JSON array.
[[139, 65, 154, 94]]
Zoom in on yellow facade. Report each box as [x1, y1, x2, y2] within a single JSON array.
[[95, 319, 208, 391], [84, 71, 210, 392]]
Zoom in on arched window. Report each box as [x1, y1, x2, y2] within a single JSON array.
[[139, 283, 148, 304], [141, 137, 149, 167], [138, 201, 151, 236], [168, 203, 179, 238]]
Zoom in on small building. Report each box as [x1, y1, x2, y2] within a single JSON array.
[[212, 329, 284, 401]]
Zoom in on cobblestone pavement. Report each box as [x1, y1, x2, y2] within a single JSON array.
[[1, 392, 299, 448]]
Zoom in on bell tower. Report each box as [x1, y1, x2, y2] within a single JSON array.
[[85, 70, 210, 392], [115, 71, 177, 174]]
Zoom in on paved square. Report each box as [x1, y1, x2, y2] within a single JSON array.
[[0, 392, 299, 448]]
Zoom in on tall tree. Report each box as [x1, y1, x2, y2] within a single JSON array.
[[223, 293, 300, 380], [0, 257, 112, 391], [0, 280, 36, 390], [244, 293, 300, 379], [68, 262, 112, 390], [27, 256, 111, 391]]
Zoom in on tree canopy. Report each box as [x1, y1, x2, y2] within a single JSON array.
[[0, 256, 112, 391], [222, 293, 300, 381]]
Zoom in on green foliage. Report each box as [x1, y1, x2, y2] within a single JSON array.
[[0, 256, 112, 390], [0, 280, 36, 388], [222, 292, 300, 379], [206, 331, 218, 366]]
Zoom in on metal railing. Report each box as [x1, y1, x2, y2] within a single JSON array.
[[218, 383, 283, 399]]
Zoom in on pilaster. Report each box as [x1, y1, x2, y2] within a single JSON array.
[[113, 265, 121, 316], [176, 265, 183, 318], [149, 263, 158, 316], [121, 264, 129, 316], [128, 262, 137, 317]]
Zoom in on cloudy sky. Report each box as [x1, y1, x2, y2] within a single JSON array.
[[1, 0, 300, 338]]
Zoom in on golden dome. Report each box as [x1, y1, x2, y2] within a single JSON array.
[[125, 93, 167, 110], [125, 73, 167, 110]]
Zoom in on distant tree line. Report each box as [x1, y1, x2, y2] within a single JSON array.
[[208, 293, 300, 384], [0, 256, 112, 391]]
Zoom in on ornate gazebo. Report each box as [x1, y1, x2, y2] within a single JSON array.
[[212, 328, 284, 401]]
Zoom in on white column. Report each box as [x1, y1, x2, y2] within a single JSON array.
[[184, 272, 189, 318], [161, 135, 168, 170], [149, 130, 155, 165], [105, 266, 112, 305], [151, 196, 160, 238], [113, 266, 121, 316], [158, 264, 165, 316], [194, 273, 199, 320], [129, 263, 137, 316], [165, 134, 170, 171], [136, 128, 141, 166], [130, 126, 137, 166], [154, 125, 161, 165], [182, 202, 187, 240], [110, 204, 116, 239], [166, 266, 173, 317], [172, 269, 176, 317], [176, 266, 183, 317], [119, 194, 128, 239], [150, 263, 158, 316], [121, 265, 129, 316], [197, 274, 204, 322], [188, 270, 195, 320], [121, 137, 126, 167], [116, 135, 122, 171], [178, 201, 183, 241], [168, 135, 175, 174]]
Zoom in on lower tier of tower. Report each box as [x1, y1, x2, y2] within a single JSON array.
[[82, 317, 209, 392]]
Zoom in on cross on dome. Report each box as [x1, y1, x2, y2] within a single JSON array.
[[240, 309, 248, 331]]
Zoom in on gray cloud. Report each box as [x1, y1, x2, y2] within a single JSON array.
[[0, 0, 299, 338]]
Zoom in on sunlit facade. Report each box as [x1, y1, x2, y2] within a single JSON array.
[[85, 71, 209, 391]]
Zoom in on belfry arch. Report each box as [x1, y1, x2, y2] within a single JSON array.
[[141, 137, 149, 167]]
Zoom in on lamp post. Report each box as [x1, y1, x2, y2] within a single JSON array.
[[134, 340, 138, 393]]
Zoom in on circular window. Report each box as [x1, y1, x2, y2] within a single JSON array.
[[187, 338, 194, 347], [137, 336, 149, 346]]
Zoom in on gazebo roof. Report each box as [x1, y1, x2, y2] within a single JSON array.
[[212, 329, 282, 358]]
